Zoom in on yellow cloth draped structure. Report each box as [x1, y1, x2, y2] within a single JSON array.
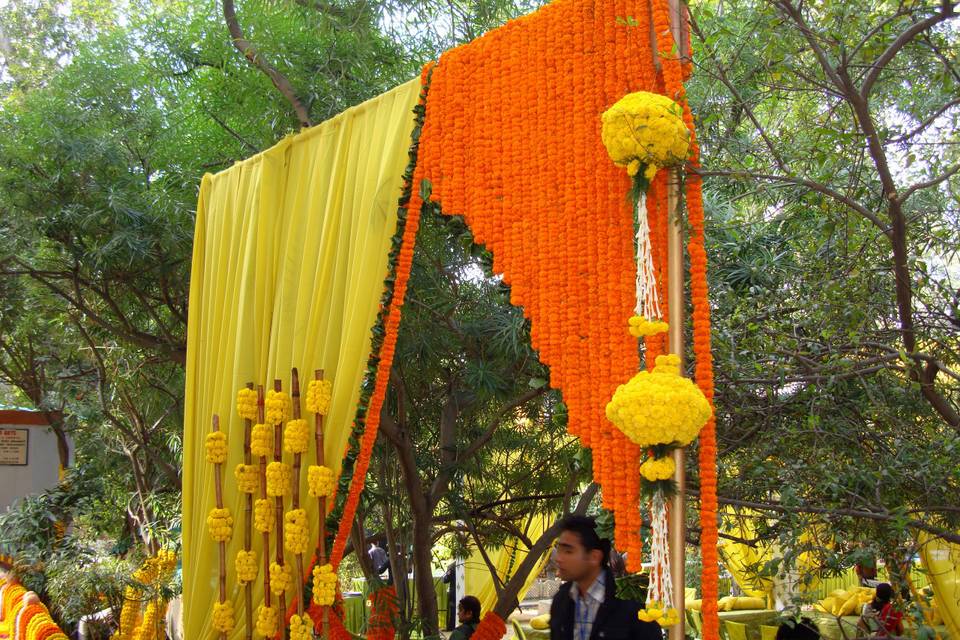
[[718, 509, 773, 600], [920, 532, 960, 639], [463, 513, 553, 616], [182, 79, 421, 638]]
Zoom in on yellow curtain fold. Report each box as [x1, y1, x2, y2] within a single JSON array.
[[919, 532, 960, 639], [463, 513, 553, 617], [182, 78, 421, 639]]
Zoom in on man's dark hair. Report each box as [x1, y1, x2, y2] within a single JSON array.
[[775, 618, 820, 640], [459, 595, 481, 622], [558, 515, 612, 567]]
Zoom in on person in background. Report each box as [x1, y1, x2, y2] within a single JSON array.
[[775, 618, 821, 640], [549, 515, 661, 640], [443, 561, 458, 631], [858, 583, 904, 637], [450, 595, 482, 640], [368, 541, 393, 585]]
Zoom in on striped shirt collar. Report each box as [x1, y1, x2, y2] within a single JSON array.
[[569, 570, 606, 604]]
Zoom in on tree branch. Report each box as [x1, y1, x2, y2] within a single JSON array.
[[222, 0, 313, 128]]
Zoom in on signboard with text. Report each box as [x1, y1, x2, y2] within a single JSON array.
[[0, 428, 29, 466]]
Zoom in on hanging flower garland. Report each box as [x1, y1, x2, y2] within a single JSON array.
[[602, 90, 707, 627]]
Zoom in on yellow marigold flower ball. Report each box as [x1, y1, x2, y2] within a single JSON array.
[[251, 422, 273, 458], [284, 508, 310, 555], [289, 612, 313, 640], [204, 431, 227, 464], [307, 465, 335, 498], [657, 607, 681, 627], [212, 600, 235, 633], [270, 562, 292, 595], [266, 461, 292, 497], [606, 354, 711, 448], [118, 588, 141, 635], [601, 91, 691, 177], [265, 389, 291, 425], [305, 379, 333, 415], [235, 549, 258, 584], [284, 419, 311, 454], [639, 456, 676, 481], [256, 605, 278, 637], [236, 387, 258, 421], [234, 463, 259, 494], [254, 498, 275, 532], [206, 507, 233, 542], [627, 315, 669, 338], [312, 563, 338, 606]]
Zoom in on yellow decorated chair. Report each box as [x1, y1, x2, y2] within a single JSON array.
[[760, 624, 779, 640], [723, 620, 749, 640]]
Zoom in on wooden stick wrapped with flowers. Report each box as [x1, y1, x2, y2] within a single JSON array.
[[601, 91, 711, 628]]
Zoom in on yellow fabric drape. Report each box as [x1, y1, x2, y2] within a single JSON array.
[[919, 532, 960, 639], [182, 79, 421, 639], [463, 513, 553, 616], [717, 509, 773, 599]]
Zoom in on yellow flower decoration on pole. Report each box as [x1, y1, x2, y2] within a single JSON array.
[[212, 601, 235, 633], [305, 379, 333, 415], [204, 431, 227, 464], [234, 463, 259, 494], [250, 422, 273, 458], [206, 508, 233, 542], [289, 613, 314, 640], [307, 465, 335, 498], [236, 387, 258, 421], [312, 564, 338, 606], [284, 419, 311, 454], [254, 498, 275, 532], [269, 562, 292, 595], [235, 550, 258, 584], [265, 389, 291, 425], [256, 605, 278, 637], [284, 508, 310, 554], [266, 461, 292, 496]]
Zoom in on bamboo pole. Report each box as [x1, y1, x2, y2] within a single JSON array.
[[315, 369, 329, 640], [244, 382, 254, 639], [291, 368, 305, 618], [258, 386, 273, 615], [273, 379, 287, 640], [667, 171, 686, 640], [213, 414, 228, 640]]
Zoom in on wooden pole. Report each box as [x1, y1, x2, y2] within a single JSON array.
[[273, 379, 287, 639], [315, 369, 329, 640], [213, 414, 227, 640], [244, 382, 254, 639], [258, 386, 273, 613], [291, 368, 305, 618], [667, 172, 686, 640]]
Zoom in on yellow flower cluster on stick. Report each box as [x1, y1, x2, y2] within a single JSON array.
[[628, 315, 669, 338], [133, 550, 176, 585], [235, 550, 258, 584], [265, 389, 291, 425], [234, 463, 259, 494], [312, 564, 338, 606], [601, 91, 691, 183], [256, 605, 278, 637], [284, 509, 310, 554], [306, 379, 333, 415], [236, 387, 258, 421], [251, 423, 273, 458], [133, 601, 160, 640], [204, 432, 227, 464], [118, 586, 141, 636], [206, 508, 233, 542], [640, 456, 676, 481], [270, 562, 292, 595], [605, 354, 711, 448], [212, 601, 235, 633], [266, 461, 292, 496], [307, 465, 335, 498], [289, 613, 314, 640], [254, 499, 275, 532], [638, 602, 680, 627], [284, 419, 310, 454]]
